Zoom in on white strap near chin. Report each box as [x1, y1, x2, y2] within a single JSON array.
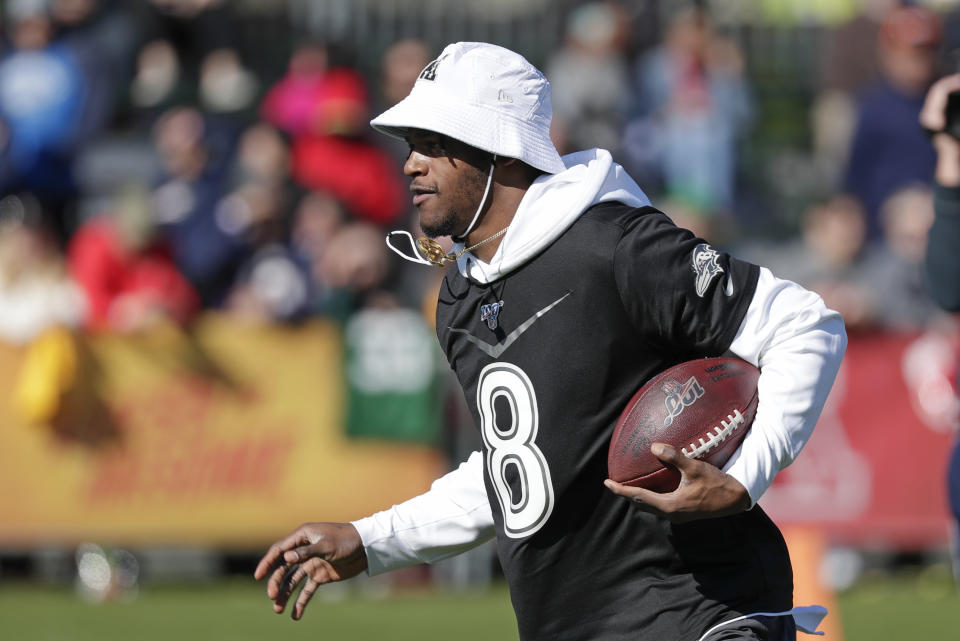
[[696, 605, 828, 641], [385, 230, 434, 266], [384, 154, 498, 267], [453, 154, 497, 242]]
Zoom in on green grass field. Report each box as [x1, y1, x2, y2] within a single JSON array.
[[0, 572, 957, 640]]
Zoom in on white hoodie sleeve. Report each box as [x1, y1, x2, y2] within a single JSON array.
[[350, 450, 494, 575], [724, 267, 847, 505]]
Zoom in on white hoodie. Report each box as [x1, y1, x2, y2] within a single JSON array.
[[354, 150, 846, 600], [454, 148, 650, 283]]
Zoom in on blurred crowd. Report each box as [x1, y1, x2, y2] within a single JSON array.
[[0, 0, 958, 348]]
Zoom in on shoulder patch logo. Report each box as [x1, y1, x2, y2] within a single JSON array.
[[692, 243, 724, 298], [480, 301, 504, 330]]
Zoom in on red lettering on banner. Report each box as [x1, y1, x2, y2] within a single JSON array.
[[88, 456, 138, 500], [87, 375, 296, 502], [86, 435, 293, 501], [111, 377, 216, 437]]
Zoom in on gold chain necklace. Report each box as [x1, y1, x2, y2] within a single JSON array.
[[416, 226, 510, 267]]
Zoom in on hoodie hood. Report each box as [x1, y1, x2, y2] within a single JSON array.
[[455, 148, 650, 283]]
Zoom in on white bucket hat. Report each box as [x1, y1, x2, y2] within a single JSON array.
[[370, 42, 566, 175]]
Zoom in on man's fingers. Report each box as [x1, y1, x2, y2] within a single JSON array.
[[254, 544, 284, 581], [292, 578, 320, 620], [604, 479, 672, 510], [269, 543, 339, 601], [258, 551, 293, 590], [604, 478, 644, 498], [605, 478, 697, 522], [650, 443, 690, 470], [272, 565, 307, 613], [266, 561, 293, 600], [283, 542, 321, 565], [266, 543, 318, 600], [254, 531, 310, 580]]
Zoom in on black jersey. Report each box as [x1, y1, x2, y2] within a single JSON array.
[[435, 203, 793, 641]]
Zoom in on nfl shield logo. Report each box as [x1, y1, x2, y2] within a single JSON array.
[[480, 301, 504, 330]]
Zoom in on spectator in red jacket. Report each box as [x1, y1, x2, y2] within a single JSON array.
[[68, 184, 199, 332], [263, 47, 407, 226], [260, 40, 331, 137]]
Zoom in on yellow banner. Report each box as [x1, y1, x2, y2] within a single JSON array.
[[0, 316, 447, 547]]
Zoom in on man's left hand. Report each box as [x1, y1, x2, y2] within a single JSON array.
[[603, 443, 751, 523]]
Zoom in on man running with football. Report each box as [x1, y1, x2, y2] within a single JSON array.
[[255, 42, 846, 641]]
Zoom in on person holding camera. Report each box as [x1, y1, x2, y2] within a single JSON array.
[[920, 72, 960, 583]]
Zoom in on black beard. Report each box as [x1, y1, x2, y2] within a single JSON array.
[[419, 213, 461, 240], [419, 159, 489, 240]]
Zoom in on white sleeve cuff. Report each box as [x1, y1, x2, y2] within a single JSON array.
[[725, 267, 847, 505], [351, 450, 494, 575]]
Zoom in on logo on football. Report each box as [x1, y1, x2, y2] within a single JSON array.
[[662, 376, 704, 427]]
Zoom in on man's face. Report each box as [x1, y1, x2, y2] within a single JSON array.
[[403, 129, 490, 239]]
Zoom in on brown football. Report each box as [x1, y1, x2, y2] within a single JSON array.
[[607, 357, 760, 493]]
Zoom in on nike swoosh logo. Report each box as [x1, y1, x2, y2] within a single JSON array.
[[449, 292, 571, 358]]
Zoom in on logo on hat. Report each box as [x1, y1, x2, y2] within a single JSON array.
[[418, 55, 446, 81]]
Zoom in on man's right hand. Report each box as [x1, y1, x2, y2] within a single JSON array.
[[253, 522, 368, 620]]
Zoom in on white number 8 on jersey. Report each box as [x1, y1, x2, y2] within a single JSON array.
[[477, 362, 555, 539]]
